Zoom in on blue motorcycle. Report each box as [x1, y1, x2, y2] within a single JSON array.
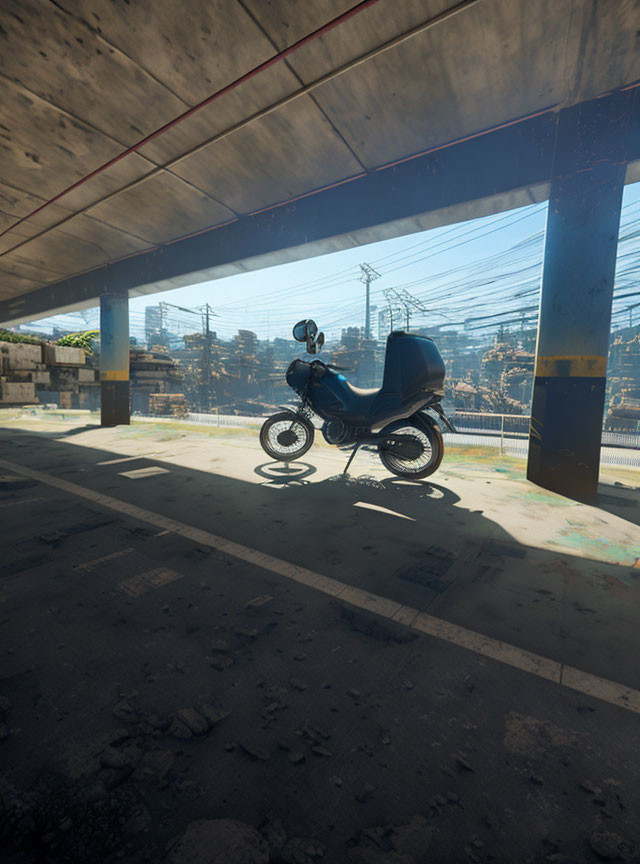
[[260, 319, 455, 478]]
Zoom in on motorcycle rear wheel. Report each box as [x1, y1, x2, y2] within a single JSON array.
[[260, 411, 314, 462], [378, 418, 443, 479]]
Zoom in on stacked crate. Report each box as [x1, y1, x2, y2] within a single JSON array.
[[77, 361, 100, 410], [130, 347, 184, 414], [148, 393, 188, 417], [38, 344, 90, 408], [0, 340, 47, 404]]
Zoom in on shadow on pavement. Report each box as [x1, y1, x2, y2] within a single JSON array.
[[1, 425, 640, 863], [597, 479, 640, 527], [1, 426, 638, 688]]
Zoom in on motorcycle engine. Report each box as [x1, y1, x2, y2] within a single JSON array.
[[322, 418, 353, 445]]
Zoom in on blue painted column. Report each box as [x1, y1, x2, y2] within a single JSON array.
[[100, 292, 130, 426], [527, 97, 629, 501]]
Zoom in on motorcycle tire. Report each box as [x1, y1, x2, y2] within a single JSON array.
[[260, 411, 314, 462], [378, 417, 443, 479]]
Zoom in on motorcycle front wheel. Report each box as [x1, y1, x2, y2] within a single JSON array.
[[260, 412, 314, 462], [378, 418, 443, 479]]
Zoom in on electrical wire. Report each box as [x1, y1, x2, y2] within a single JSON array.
[[22, 192, 640, 340]]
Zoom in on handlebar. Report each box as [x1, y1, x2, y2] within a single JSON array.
[[310, 359, 351, 372]]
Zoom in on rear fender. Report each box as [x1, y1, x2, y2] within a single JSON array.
[[416, 406, 457, 434], [412, 411, 445, 459], [412, 410, 440, 433]]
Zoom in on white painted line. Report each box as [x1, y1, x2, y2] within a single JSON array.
[[119, 567, 183, 597], [1, 456, 639, 715], [561, 666, 640, 714], [412, 612, 561, 682], [119, 466, 170, 479], [75, 548, 134, 572], [97, 456, 143, 466], [0, 496, 44, 509]]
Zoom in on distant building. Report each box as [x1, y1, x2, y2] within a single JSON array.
[[145, 305, 163, 348]]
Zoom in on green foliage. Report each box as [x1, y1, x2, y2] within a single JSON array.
[[56, 330, 100, 355], [0, 328, 43, 345]]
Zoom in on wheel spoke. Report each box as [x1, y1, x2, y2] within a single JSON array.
[[382, 425, 433, 474], [266, 419, 309, 458]]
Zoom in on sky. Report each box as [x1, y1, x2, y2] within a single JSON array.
[[24, 181, 640, 343], [128, 200, 551, 342]]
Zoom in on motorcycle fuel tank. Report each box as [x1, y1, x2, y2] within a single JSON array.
[[285, 358, 312, 396]]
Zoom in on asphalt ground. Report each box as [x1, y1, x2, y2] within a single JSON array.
[[1, 417, 639, 864]]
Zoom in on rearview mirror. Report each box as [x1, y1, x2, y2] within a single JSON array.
[[292, 319, 318, 342], [293, 319, 311, 342], [293, 319, 323, 353]]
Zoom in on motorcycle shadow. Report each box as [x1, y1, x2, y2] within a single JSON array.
[[327, 473, 461, 511], [253, 461, 461, 519], [254, 461, 317, 486]]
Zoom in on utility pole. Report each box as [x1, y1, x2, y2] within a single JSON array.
[[203, 303, 212, 413], [195, 302, 218, 413], [359, 263, 381, 339]]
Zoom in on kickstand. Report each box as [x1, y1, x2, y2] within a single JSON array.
[[342, 443, 360, 476]]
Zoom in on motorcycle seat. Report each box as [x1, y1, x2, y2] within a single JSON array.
[[344, 382, 380, 399], [336, 380, 381, 423]]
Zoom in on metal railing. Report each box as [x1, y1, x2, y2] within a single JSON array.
[[135, 411, 265, 428], [452, 411, 526, 456], [452, 410, 640, 452], [139, 410, 639, 467]]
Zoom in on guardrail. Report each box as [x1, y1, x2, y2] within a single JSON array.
[[451, 410, 640, 452], [187, 412, 265, 428], [178, 410, 639, 467]]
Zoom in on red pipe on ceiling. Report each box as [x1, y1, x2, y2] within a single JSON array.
[[1, 0, 382, 240]]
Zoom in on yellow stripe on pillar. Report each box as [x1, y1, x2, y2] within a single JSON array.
[[101, 370, 129, 381], [534, 355, 607, 378]]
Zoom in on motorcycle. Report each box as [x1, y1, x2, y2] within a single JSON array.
[[259, 319, 456, 479]]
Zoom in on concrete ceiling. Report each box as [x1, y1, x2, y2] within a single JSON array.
[[0, 0, 638, 312]]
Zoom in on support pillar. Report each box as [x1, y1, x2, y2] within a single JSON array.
[[100, 292, 130, 426], [527, 100, 627, 501]]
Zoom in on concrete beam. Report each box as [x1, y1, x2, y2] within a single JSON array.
[[0, 89, 637, 328]]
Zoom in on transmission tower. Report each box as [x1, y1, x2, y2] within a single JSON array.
[[359, 263, 381, 339], [383, 287, 429, 330], [381, 289, 404, 335]]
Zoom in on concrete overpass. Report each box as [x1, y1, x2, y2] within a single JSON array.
[[0, 0, 639, 499]]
